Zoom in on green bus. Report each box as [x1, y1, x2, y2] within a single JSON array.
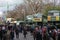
[[47, 10, 60, 27]]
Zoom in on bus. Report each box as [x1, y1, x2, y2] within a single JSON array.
[[47, 10, 60, 28]]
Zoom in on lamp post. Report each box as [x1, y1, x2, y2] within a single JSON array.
[[6, 1, 10, 25]]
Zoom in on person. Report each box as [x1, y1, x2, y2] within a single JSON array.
[[57, 29, 60, 40], [47, 24, 52, 40], [47, 24, 51, 34], [10, 29, 14, 40], [23, 27, 27, 38], [39, 26, 42, 40], [30, 24, 35, 35], [42, 26, 49, 40], [19, 25, 23, 33], [2, 25, 7, 40], [6, 29, 11, 40], [52, 29, 57, 40], [35, 27, 42, 40], [0, 27, 2, 40], [15, 26, 19, 38], [33, 29, 36, 40]]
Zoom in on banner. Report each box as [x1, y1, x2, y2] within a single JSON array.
[[56, 16, 59, 21], [33, 18, 42, 22], [47, 16, 51, 21]]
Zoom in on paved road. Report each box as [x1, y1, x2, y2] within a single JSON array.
[[14, 32, 56, 40], [14, 32, 34, 40]]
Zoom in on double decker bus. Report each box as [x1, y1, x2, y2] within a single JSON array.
[[47, 10, 60, 28]]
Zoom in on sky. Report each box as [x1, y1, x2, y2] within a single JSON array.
[[0, 0, 60, 20], [43, 0, 60, 4], [0, 0, 24, 12], [0, 0, 60, 12]]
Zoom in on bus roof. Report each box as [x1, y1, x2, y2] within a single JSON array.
[[48, 10, 60, 13]]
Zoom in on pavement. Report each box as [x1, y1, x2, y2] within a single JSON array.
[[14, 32, 34, 40], [14, 32, 56, 40]]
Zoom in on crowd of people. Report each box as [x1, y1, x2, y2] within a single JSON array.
[[30, 24, 60, 40], [0, 24, 28, 40], [0, 24, 60, 40]]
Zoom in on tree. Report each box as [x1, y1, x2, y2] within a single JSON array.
[[24, 0, 44, 14], [6, 4, 27, 20], [6, 0, 60, 20]]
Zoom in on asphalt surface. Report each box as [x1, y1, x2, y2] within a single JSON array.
[[14, 32, 57, 40]]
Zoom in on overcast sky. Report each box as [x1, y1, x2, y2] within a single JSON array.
[[0, 0, 60, 12], [0, 0, 24, 12], [0, 0, 60, 18]]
